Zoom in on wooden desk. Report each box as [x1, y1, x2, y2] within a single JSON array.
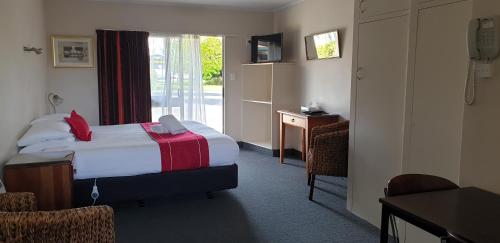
[[379, 187, 500, 243], [4, 152, 74, 210], [277, 110, 339, 163]]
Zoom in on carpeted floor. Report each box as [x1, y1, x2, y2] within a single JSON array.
[[113, 148, 380, 243]]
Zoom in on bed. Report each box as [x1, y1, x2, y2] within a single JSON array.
[[20, 119, 239, 206], [71, 121, 238, 180]]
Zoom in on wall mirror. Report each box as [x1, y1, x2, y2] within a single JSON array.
[[305, 30, 341, 60]]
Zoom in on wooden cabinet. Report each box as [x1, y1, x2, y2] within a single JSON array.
[[4, 152, 74, 210], [351, 15, 409, 224], [241, 63, 299, 151], [359, 0, 410, 19]]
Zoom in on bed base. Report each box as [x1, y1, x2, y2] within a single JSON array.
[[73, 164, 238, 207]]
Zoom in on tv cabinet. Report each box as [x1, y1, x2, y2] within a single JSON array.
[[241, 63, 298, 152]]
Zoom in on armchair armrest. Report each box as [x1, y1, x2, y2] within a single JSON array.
[[309, 121, 349, 149], [0, 192, 37, 212], [0, 206, 115, 243], [309, 130, 349, 177]]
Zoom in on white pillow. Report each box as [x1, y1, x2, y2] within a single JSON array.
[[17, 121, 73, 147], [30, 113, 70, 125], [19, 137, 76, 154]]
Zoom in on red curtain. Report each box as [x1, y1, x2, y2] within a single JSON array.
[[96, 30, 152, 125]]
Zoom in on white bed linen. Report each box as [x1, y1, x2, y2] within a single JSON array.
[[72, 121, 239, 180]]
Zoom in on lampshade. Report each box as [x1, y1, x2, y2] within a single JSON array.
[[52, 94, 64, 105], [48, 92, 64, 113]]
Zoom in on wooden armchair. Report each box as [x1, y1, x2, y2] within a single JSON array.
[[306, 121, 349, 200], [0, 192, 115, 243]]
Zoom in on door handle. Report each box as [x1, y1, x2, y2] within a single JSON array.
[[360, 0, 368, 14], [356, 67, 365, 80]]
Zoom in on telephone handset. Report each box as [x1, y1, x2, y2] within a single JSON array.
[[467, 17, 500, 60], [465, 16, 500, 105]]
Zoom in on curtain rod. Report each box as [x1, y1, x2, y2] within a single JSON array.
[[151, 32, 240, 38], [96, 28, 240, 37]]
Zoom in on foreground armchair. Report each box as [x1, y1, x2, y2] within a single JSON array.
[[306, 121, 349, 200], [0, 192, 115, 243]]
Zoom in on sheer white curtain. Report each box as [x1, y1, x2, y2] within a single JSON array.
[[152, 34, 205, 123]]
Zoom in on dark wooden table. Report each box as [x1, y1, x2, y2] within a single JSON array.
[[379, 187, 500, 243]]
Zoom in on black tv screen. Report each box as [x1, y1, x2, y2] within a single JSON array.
[[251, 33, 283, 63]]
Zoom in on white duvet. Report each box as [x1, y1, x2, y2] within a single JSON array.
[[70, 121, 239, 179]]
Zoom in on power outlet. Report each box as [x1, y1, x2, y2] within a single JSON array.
[[476, 62, 494, 79]]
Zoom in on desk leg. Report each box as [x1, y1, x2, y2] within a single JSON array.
[[280, 114, 285, 163], [304, 127, 310, 162], [301, 128, 306, 161], [380, 205, 390, 243]]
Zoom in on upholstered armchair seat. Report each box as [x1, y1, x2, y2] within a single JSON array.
[[306, 131, 349, 177], [306, 121, 349, 200], [0, 192, 115, 243]]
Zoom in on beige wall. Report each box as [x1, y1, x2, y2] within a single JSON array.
[[460, 0, 500, 194], [44, 0, 275, 140], [0, 0, 48, 175], [273, 0, 354, 119]]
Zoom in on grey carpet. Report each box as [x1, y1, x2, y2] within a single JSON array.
[[113, 149, 380, 243]]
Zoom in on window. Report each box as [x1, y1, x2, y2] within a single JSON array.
[[149, 35, 224, 132]]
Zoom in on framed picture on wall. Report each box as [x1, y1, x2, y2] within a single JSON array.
[[51, 36, 94, 68]]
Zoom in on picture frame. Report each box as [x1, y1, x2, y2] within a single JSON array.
[[51, 35, 94, 68]]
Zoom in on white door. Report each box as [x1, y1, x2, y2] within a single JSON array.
[[351, 15, 409, 225], [359, 0, 410, 19], [405, 1, 472, 182]]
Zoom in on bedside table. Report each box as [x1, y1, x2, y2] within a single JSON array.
[[4, 151, 74, 210]]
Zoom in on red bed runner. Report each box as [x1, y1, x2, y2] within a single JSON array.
[[141, 123, 209, 172]]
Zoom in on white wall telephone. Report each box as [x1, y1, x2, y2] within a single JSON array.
[[465, 16, 500, 105], [468, 16, 500, 60]]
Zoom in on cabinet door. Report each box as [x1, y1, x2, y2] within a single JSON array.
[[351, 15, 409, 225], [359, 0, 410, 19], [406, 0, 472, 183]]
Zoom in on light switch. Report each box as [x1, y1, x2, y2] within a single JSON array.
[[229, 73, 236, 81]]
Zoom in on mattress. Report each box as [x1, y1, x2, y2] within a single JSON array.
[[72, 121, 239, 180]]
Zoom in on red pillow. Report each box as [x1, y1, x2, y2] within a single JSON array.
[[65, 110, 92, 141]]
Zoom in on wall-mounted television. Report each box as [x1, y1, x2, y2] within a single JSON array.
[[251, 33, 283, 63], [305, 30, 341, 60]]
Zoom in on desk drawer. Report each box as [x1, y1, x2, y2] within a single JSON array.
[[282, 114, 306, 127]]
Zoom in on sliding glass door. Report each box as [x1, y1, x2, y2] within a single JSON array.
[[149, 35, 224, 132]]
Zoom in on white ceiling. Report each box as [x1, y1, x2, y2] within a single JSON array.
[[93, 0, 301, 11]]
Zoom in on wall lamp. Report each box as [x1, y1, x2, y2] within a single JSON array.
[[48, 92, 64, 113], [24, 46, 43, 55]]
